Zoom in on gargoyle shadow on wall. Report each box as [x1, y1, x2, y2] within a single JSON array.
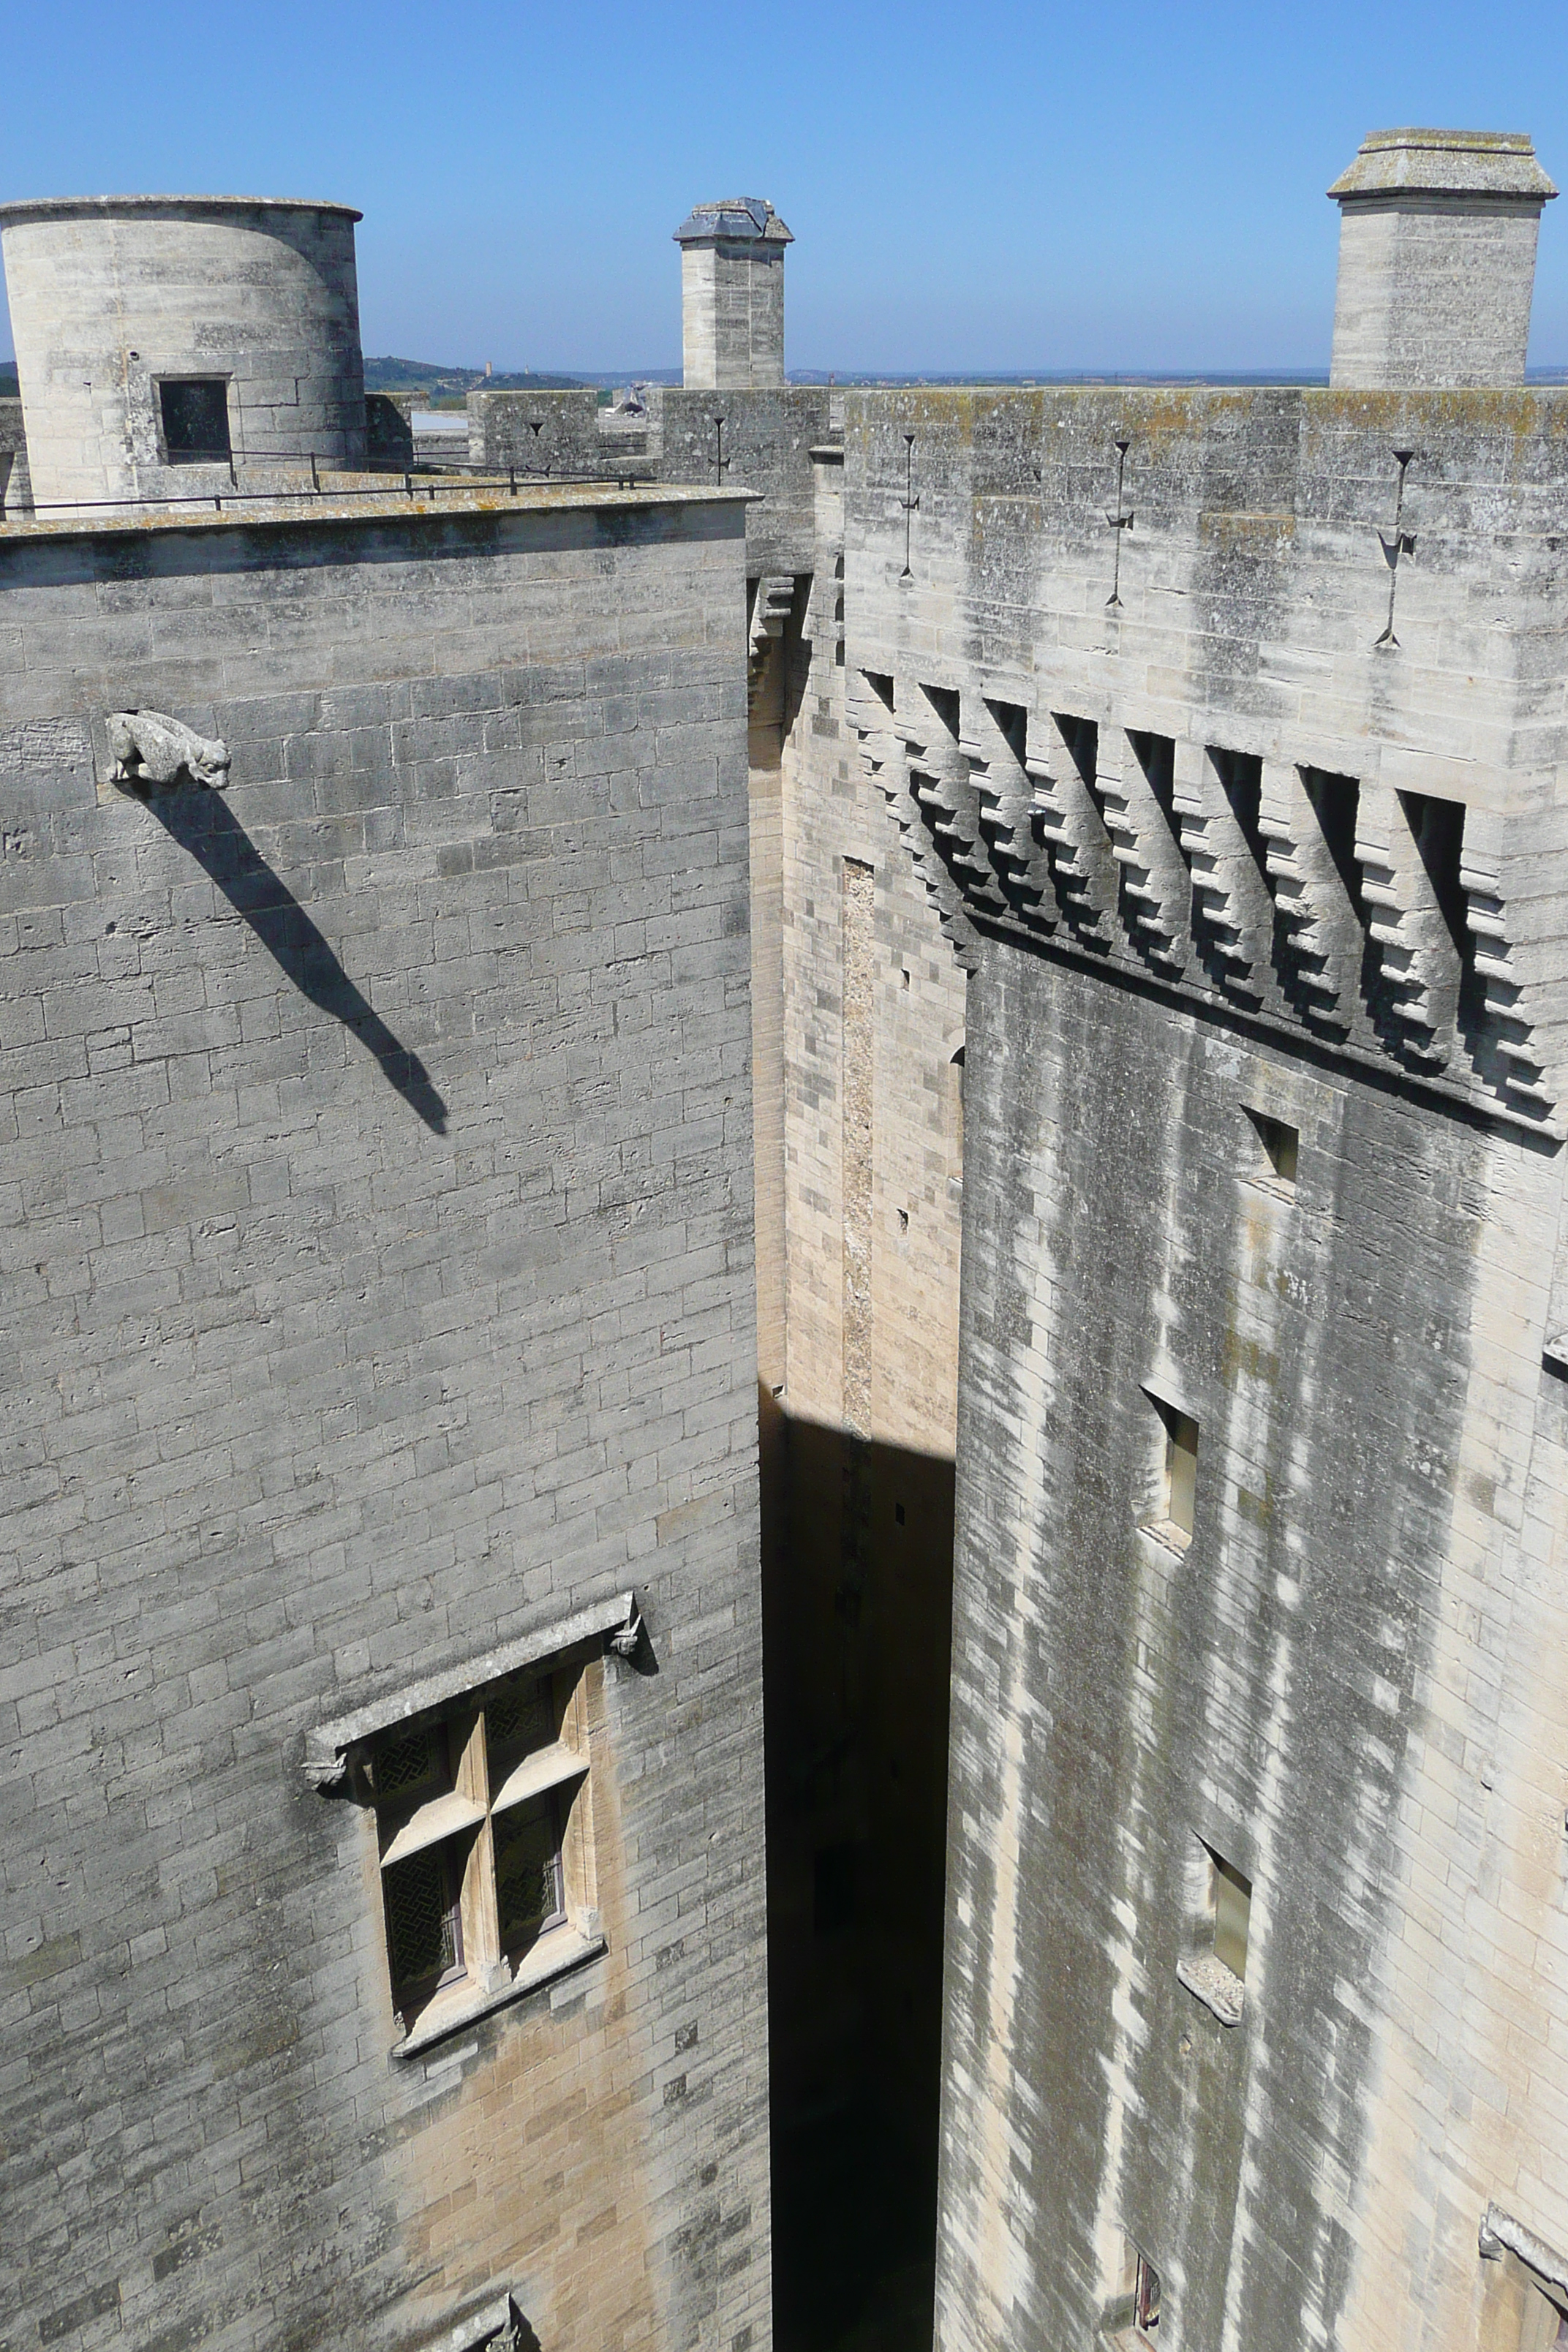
[[140, 782, 448, 1134]]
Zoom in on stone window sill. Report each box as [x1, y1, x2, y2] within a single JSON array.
[[1138, 1517, 1191, 1558], [392, 1923, 606, 2059], [1177, 1950, 1245, 2027]]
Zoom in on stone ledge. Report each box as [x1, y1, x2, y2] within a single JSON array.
[[1177, 1951, 1245, 2027], [393, 1925, 608, 2061]]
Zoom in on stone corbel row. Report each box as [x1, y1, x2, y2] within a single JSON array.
[[847, 675, 980, 971], [856, 675, 1559, 1123]]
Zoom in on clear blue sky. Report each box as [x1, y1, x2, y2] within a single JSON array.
[[3, 0, 1567, 375]]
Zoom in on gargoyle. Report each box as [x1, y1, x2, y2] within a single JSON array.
[[106, 709, 230, 791]]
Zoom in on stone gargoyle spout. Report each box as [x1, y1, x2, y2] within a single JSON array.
[[106, 709, 231, 791]]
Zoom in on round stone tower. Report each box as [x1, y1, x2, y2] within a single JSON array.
[[0, 195, 367, 510]]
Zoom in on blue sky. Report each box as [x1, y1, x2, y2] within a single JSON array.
[[3, 0, 1567, 374]]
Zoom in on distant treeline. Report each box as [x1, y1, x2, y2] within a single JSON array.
[[364, 357, 587, 406], [0, 363, 18, 398]]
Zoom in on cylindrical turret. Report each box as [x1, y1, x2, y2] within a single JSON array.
[[0, 195, 367, 510], [1327, 129, 1556, 388], [673, 199, 792, 391]]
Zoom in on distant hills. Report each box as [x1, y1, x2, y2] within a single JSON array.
[[364, 356, 587, 406]]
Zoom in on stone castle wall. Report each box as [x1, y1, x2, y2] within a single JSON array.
[[0, 487, 771, 2352], [7, 148, 1568, 2352], [834, 382, 1568, 2352], [467, 387, 831, 578]]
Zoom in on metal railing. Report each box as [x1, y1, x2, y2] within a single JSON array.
[[1, 458, 656, 524]]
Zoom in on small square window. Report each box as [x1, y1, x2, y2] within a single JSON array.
[[1142, 1391, 1198, 1550], [159, 377, 232, 465], [1243, 1106, 1298, 1192]]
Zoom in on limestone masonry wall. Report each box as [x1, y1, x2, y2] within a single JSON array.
[[467, 388, 832, 578], [9, 140, 1568, 2352], [832, 382, 1568, 2352], [0, 491, 770, 2352]]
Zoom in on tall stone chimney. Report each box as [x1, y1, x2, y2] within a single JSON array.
[[1328, 129, 1556, 388], [673, 198, 792, 391]]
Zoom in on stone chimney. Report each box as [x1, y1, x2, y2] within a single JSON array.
[[1328, 129, 1556, 388], [673, 198, 792, 391]]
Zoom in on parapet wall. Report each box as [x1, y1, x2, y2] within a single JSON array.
[[467, 385, 832, 575]]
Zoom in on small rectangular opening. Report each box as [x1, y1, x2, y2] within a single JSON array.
[[1243, 1107, 1298, 1191], [1400, 788, 1467, 949], [1300, 769, 1362, 904], [1144, 1392, 1198, 1547], [1104, 2242, 1165, 2342], [1128, 728, 1176, 820], [159, 377, 232, 465], [1205, 1842, 1251, 1980], [862, 669, 894, 712], [1210, 746, 1267, 873], [1053, 712, 1098, 789], [383, 1836, 469, 2015]]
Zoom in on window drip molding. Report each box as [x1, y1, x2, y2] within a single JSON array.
[[1480, 2206, 1568, 2302], [303, 1589, 638, 1790], [403, 2286, 529, 2352]]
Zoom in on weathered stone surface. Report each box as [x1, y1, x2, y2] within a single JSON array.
[[834, 378, 1568, 2352], [0, 487, 770, 2352], [467, 385, 832, 578], [674, 200, 792, 393], [1329, 130, 1557, 388], [0, 196, 370, 509]]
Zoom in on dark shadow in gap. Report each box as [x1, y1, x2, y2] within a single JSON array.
[[142, 785, 448, 1133], [761, 1389, 954, 2352]]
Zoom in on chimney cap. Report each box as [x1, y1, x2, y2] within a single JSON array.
[[673, 197, 793, 246], [1329, 129, 1556, 203]]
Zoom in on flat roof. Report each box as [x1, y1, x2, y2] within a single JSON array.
[[0, 194, 363, 227]]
